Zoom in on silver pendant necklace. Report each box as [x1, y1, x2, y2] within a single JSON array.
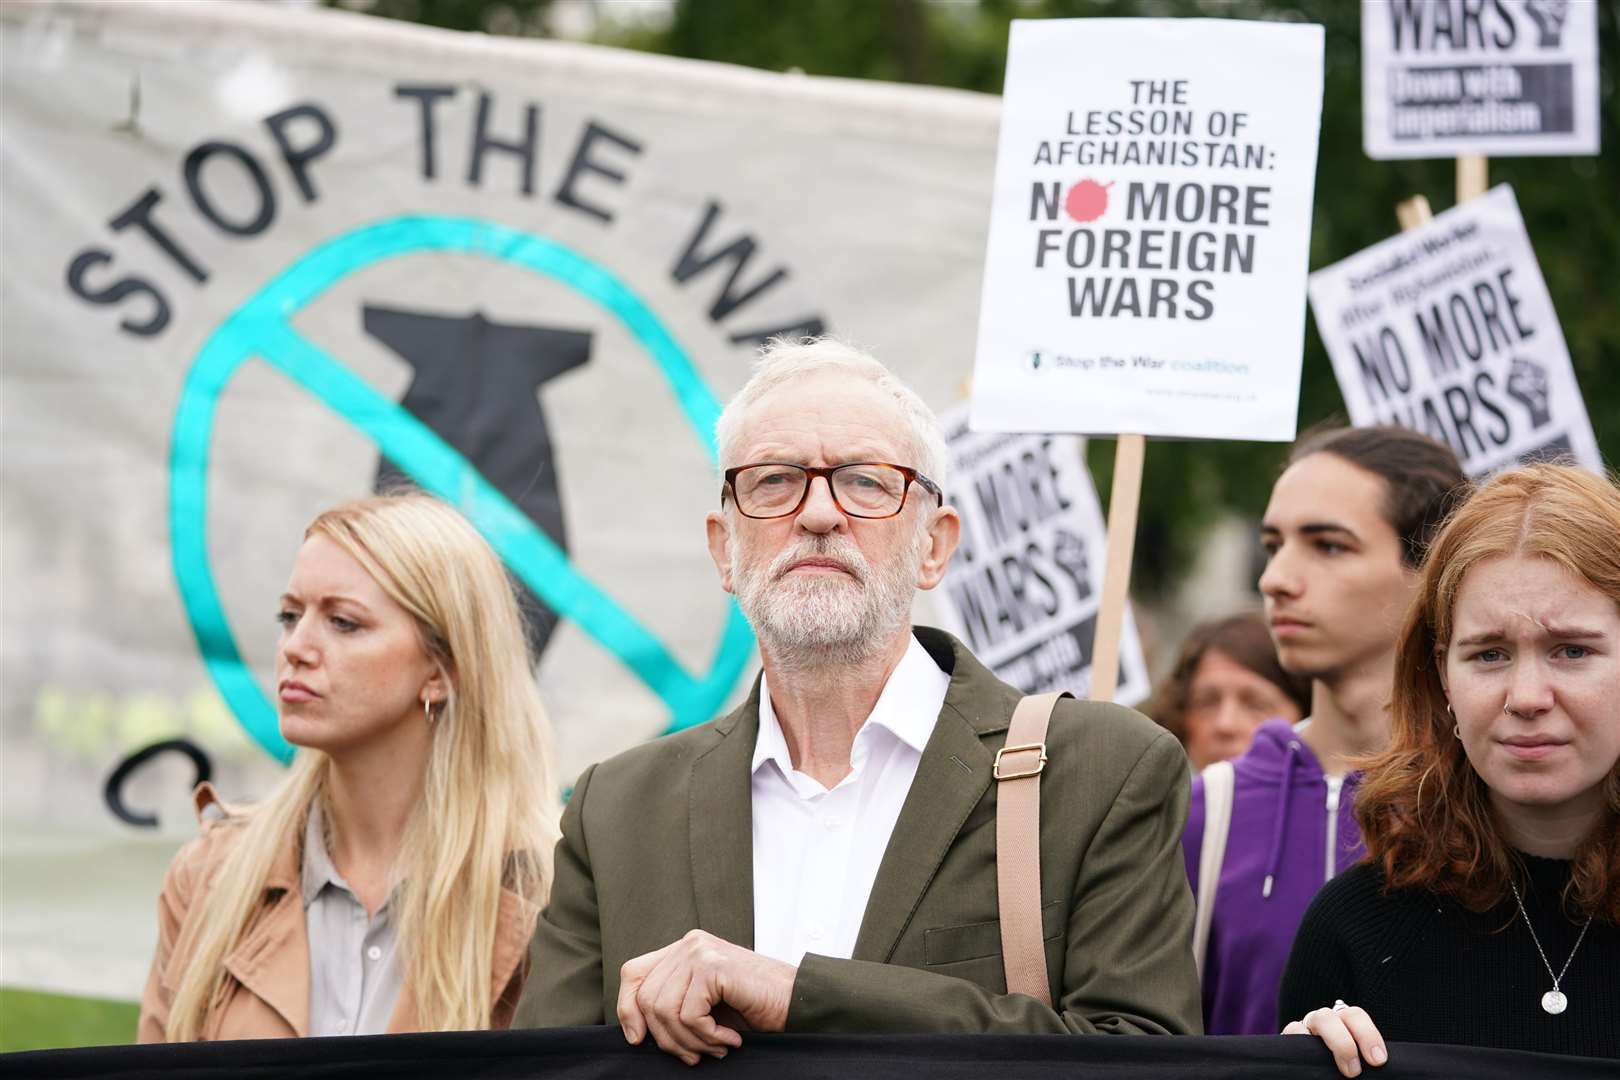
[[1509, 880, 1593, 1015]]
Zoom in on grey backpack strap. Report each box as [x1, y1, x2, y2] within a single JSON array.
[[1192, 759, 1235, 977]]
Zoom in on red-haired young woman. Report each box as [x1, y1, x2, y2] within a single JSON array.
[[1281, 464, 1620, 1070]]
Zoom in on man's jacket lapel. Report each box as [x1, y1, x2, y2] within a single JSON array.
[[688, 678, 761, 949], [851, 630, 1021, 963]]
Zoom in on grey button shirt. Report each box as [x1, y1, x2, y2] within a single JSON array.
[[301, 805, 405, 1036]]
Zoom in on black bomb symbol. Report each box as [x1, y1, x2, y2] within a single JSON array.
[[365, 305, 591, 660]]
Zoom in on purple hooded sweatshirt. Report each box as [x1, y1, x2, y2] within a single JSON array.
[[1182, 719, 1366, 1035]]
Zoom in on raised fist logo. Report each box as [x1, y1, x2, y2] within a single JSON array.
[[1052, 527, 1093, 603], [1525, 0, 1570, 48], [1505, 357, 1553, 429]]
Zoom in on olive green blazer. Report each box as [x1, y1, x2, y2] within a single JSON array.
[[514, 627, 1201, 1035]]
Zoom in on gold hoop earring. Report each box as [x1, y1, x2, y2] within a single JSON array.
[[423, 697, 435, 725]]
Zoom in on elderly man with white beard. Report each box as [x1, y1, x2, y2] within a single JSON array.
[[513, 338, 1202, 1058]]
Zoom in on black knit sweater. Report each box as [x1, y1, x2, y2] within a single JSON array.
[[1278, 854, 1619, 1059]]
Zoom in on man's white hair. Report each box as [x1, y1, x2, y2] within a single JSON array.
[[714, 336, 948, 487]]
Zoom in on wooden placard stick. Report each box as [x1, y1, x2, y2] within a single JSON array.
[[1395, 194, 1433, 232], [1456, 154, 1488, 203], [1396, 152, 1486, 235], [1087, 433, 1145, 701]]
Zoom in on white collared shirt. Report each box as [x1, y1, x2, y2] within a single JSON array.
[[750, 634, 951, 966]]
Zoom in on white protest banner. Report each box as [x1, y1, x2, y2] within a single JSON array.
[[1362, 0, 1600, 160], [970, 18, 1323, 441], [1308, 184, 1600, 477], [926, 407, 1149, 705], [0, 0, 1001, 998]]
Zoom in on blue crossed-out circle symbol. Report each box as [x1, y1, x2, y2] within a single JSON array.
[[170, 214, 757, 764]]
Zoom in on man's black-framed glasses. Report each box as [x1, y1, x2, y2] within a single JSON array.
[[722, 462, 943, 520]]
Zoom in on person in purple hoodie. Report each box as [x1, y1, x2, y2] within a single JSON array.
[[1182, 426, 1464, 1036]]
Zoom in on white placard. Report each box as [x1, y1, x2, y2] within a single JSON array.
[[970, 18, 1324, 441], [1362, 0, 1601, 159], [1308, 185, 1600, 477], [929, 406, 1149, 706]]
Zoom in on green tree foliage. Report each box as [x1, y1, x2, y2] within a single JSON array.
[[364, 0, 1620, 592]]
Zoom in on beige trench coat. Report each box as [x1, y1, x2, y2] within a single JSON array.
[[137, 784, 538, 1041]]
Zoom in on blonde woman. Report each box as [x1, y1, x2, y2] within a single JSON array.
[[138, 493, 560, 1040]]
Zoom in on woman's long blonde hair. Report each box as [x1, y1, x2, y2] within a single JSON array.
[[165, 493, 561, 1038]]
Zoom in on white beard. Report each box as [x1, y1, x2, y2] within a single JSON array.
[[729, 527, 924, 671]]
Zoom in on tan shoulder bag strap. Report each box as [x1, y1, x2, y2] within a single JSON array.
[[994, 691, 1069, 1006]]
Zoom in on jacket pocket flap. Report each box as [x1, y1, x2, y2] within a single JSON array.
[[923, 899, 1063, 966]]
